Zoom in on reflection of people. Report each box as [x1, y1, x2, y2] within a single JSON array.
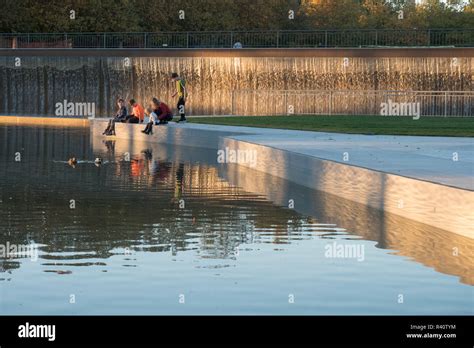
[[126, 99, 144, 124], [130, 157, 145, 177], [154, 161, 171, 181], [104, 140, 115, 155], [174, 163, 185, 199], [146, 158, 172, 186], [142, 150, 170, 181], [141, 149, 157, 177], [171, 73, 187, 123]]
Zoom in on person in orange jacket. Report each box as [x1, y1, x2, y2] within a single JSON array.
[[126, 99, 145, 123]]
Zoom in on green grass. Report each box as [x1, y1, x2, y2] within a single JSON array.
[[189, 115, 474, 137]]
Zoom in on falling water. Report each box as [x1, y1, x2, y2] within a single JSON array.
[[0, 55, 472, 116]]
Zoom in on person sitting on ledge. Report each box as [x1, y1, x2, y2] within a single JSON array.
[[142, 107, 157, 135], [142, 98, 173, 135], [154, 98, 173, 125], [126, 99, 144, 124], [103, 98, 127, 135], [114, 98, 128, 122]]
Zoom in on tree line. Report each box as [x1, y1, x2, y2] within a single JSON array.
[[1, 0, 473, 33]]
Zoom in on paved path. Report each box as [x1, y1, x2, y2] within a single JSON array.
[[183, 123, 474, 191]]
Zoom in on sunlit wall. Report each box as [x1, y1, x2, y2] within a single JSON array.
[[0, 55, 472, 116]]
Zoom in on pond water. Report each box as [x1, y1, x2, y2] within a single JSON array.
[[0, 125, 472, 315]]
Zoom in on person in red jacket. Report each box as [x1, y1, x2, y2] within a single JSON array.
[[142, 98, 173, 135], [155, 98, 173, 124]]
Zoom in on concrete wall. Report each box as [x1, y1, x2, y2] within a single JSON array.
[[1, 48, 472, 116], [0, 115, 89, 127]]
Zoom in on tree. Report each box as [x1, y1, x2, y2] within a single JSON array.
[[303, 0, 363, 29], [0, 0, 472, 33], [359, 0, 397, 29]]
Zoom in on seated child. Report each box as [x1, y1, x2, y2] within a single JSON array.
[[142, 98, 173, 135]]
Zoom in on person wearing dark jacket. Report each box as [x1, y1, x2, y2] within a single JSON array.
[[113, 99, 128, 122], [103, 98, 127, 135]]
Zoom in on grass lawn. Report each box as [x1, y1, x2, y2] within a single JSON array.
[[189, 115, 474, 137]]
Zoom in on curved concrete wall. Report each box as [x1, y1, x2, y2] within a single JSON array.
[[89, 119, 474, 238], [220, 136, 473, 239], [88, 134, 474, 286]]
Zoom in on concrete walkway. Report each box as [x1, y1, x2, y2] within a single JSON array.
[[182, 123, 474, 191]]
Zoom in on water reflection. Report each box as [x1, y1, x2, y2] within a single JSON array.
[[0, 125, 472, 315], [222, 164, 474, 286], [0, 125, 319, 272]]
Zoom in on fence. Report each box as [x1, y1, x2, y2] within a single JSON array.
[[230, 90, 474, 117], [1, 29, 473, 49]]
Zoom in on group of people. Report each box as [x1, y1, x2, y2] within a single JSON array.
[[103, 72, 187, 136]]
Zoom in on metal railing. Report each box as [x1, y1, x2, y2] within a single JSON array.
[[231, 90, 474, 117], [0, 29, 473, 49]]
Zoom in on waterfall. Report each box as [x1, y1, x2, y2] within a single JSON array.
[[0, 55, 471, 117]]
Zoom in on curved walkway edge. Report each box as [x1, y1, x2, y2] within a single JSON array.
[[89, 118, 474, 238]]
